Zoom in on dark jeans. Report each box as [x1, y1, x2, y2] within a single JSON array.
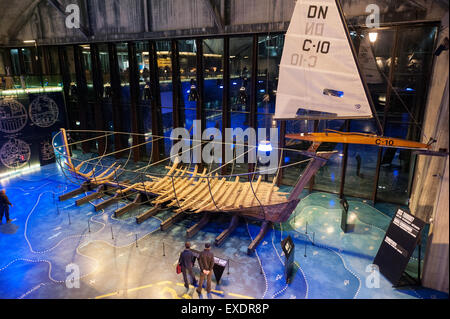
[[0, 205, 9, 222], [182, 266, 197, 288]]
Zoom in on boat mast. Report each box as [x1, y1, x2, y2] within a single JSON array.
[[335, 0, 383, 136]]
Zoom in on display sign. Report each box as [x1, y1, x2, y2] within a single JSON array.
[[373, 208, 425, 286], [0, 92, 65, 174], [340, 197, 349, 233], [281, 235, 295, 284], [191, 249, 228, 284]]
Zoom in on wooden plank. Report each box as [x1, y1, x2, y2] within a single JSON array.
[[59, 182, 89, 201], [186, 213, 210, 238], [264, 180, 277, 205], [136, 205, 162, 224], [191, 178, 227, 212], [160, 211, 185, 231], [94, 193, 121, 211], [114, 193, 142, 218], [147, 159, 180, 190], [286, 131, 431, 150], [75, 185, 105, 206], [247, 175, 263, 207], [157, 168, 207, 205], [199, 177, 240, 212], [174, 177, 222, 213], [152, 166, 187, 193], [247, 221, 272, 255], [215, 214, 240, 247], [216, 177, 240, 208]]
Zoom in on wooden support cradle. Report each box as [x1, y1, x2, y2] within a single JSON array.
[[75, 184, 106, 206], [247, 221, 272, 255], [186, 213, 210, 238], [115, 193, 142, 218], [215, 214, 240, 247], [136, 205, 162, 224]]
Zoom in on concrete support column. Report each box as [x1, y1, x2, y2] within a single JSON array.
[[410, 12, 449, 294]]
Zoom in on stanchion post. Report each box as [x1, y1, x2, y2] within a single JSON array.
[[68, 212, 71, 225], [163, 242, 165, 256], [88, 219, 91, 233], [111, 226, 114, 240], [227, 259, 230, 275], [135, 234, 138, 248], [304, 242, 307, 258]]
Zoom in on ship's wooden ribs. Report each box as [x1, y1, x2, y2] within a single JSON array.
[[160, 212, 185, 231], [114, 193, 142, 218], [215, 214, 240, 247], [59, 182, 91, 201], [94, 193, 121, 211], [247, 221, 272, 255], [186, 213, 210, 238], [136, 205, 161, 224], [75, 185, 106, 206]]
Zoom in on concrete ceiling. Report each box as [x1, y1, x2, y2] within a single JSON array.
[[0, 0, 43, 43], [0, 0, 448, 46]]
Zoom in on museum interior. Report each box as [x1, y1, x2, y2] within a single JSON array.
[[0, 0, 448, 300]]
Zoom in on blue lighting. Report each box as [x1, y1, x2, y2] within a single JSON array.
[[284, 156, 290, 163], [186, 90, 191, 94], [258, 140, 272, 152], [405, 87, 415, 92], [329, 200, 335, 207], [331, 173, 335, 181], [258, 80, 264, 84], [393, 170, 399, 177], [232, 82, 238, 86], [219, 85, 224, 89], [259, 89, 265, 93]]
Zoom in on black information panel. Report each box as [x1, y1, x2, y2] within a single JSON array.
[[340, 197, 349, 233], [373, 208, 425, 286], [281, 235, 295, 284], [0, 92, 65, 174], [191, 249, 228, 284]]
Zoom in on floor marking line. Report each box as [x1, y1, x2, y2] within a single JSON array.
[[228, 293, 255, 299], [94, 291, 120, 299], [127, 284, 154, 293]]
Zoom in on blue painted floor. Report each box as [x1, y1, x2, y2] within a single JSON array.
[[0, 163, 447, 299]]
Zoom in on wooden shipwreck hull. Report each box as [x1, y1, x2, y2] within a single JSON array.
[[55, 128, 335, 253], [56, 127, 334, 224]]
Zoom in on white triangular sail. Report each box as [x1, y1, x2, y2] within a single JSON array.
[[275, 0, 374, 119]]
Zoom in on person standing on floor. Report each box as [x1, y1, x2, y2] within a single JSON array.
[[178, 242, 197, 289], [0, 189, 13, 224], [196, 243, 215, 295]]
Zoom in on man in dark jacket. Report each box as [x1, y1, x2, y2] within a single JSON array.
[[178, 242, 197, 289], [196, 243, 215, 294], [0, 189, 12, 224]]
